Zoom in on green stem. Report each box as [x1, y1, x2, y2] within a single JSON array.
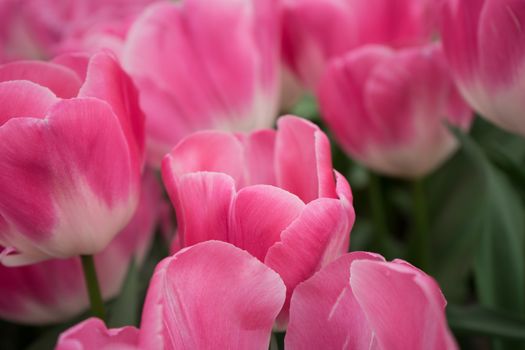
[[81, 255, 106, 321], [369, 173, 389, 254], [410, 178, 430, 271]]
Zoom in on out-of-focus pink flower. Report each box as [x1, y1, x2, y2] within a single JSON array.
[[0, 171, 161, 324], [162, 116, 355, 328], [286, 252, 458, 350], [318, 43, 473, 178], [122, 0, 281, 166], [0, 52, 145, 266], [57, 241, 286, 350], [441, 0, 525, 136], [0, 0, 157, 62], [282, 0, 438, 89]]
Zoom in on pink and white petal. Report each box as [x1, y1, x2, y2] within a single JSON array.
[[164, 172, 235, 249], [265, 198, 351, 328], [57, 318, 139, 350], [79, 52, 145, 169], [275, 116, 336, 203], [0, 80, 58, 125], [241, 129, 277, 186], [162, 131, 245, 186], [285, 252, 385, 350], [334, 171, 355, 225], [0, 60, 82, 98], [350, 259, 458, 350], [477, 0, 525, 88], [139, 241, 285, 350], [440, 0, 484, 83], [229, 185, 304, 261], [0, 98, 137, 265]]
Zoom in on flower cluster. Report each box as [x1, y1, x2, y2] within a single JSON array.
[[1, 0, 524, 349]]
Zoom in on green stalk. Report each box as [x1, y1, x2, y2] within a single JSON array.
[[368, 173, 389, 254], [81, 255, 106, 321], [410, 178, 430, 271]]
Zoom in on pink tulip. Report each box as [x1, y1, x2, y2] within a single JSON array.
[[162, 116, 355, 328], [0, 171, 161, 324], [286, 252, 457, 350], [57, 241, 286, 350], [441, 0, 525, 136], [318, 43, 473, 178], [0, 52, 145, 266], [122, 0, 281, 166], [282, 0, 438, 89]]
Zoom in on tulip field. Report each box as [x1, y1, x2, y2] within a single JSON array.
[[0, 0, 524, 349]]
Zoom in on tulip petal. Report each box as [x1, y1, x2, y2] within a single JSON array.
[[275, 116, 337, 203], [57, 318, 139, 350], [350, 259, 458, 350], [0, 98, 135, 265], [162, 131, 245, 186], [266, 198, 351, 328], [166, 173, 235, 249], [0, 60, 82, 98], [285, 252, 384, 350], [241, 129, 277, 186], [52, 53, 90, 81], [139, 241, 286, 350], [79, 52, 145, 169], [0, 80, 58, 125], [230, 185, 304, 261], [478, 0, 525, 87]]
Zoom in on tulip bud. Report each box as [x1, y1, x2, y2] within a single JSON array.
[[318, 43, 473, 178], [0, 52, 145, 266], [441, 0, 525, 136], [122, 0, 281, 166]]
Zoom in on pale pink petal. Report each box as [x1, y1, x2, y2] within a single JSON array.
[[285, 252, 385, 350], [139, 240, 285, 350], [57, 318, 139, 350], [266, 198, 351, 328], [350, 259, 458, 350], [275, 116, 336, 203], [79, 52, 145, 170], [165, 173, 235, 249], [162, 131, 245, 186], [0, 60, 81, 98], [229, 185, 304, 261], [0, 98, 137, 265], [0, 80, 58, 125]]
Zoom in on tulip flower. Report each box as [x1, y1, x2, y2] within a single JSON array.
[[0, 171, 160, 324], [162, 116, 355, 327], [57, 241, 286, 350], [0, 52, 144, 266], [122, 0, 281, 166], [318, 43, 473, 178], [441, 0, 525, 136], [282, 0, 438, 89], [286, 252, 457, 350]]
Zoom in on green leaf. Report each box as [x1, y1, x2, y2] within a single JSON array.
[[290, 94, 319, 122], [448, 305, 525, 340], [107, 260, 140, 328], [451, 128, 525, 349]]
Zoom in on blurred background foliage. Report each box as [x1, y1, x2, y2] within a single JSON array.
[[2, 96, 525, 349]]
